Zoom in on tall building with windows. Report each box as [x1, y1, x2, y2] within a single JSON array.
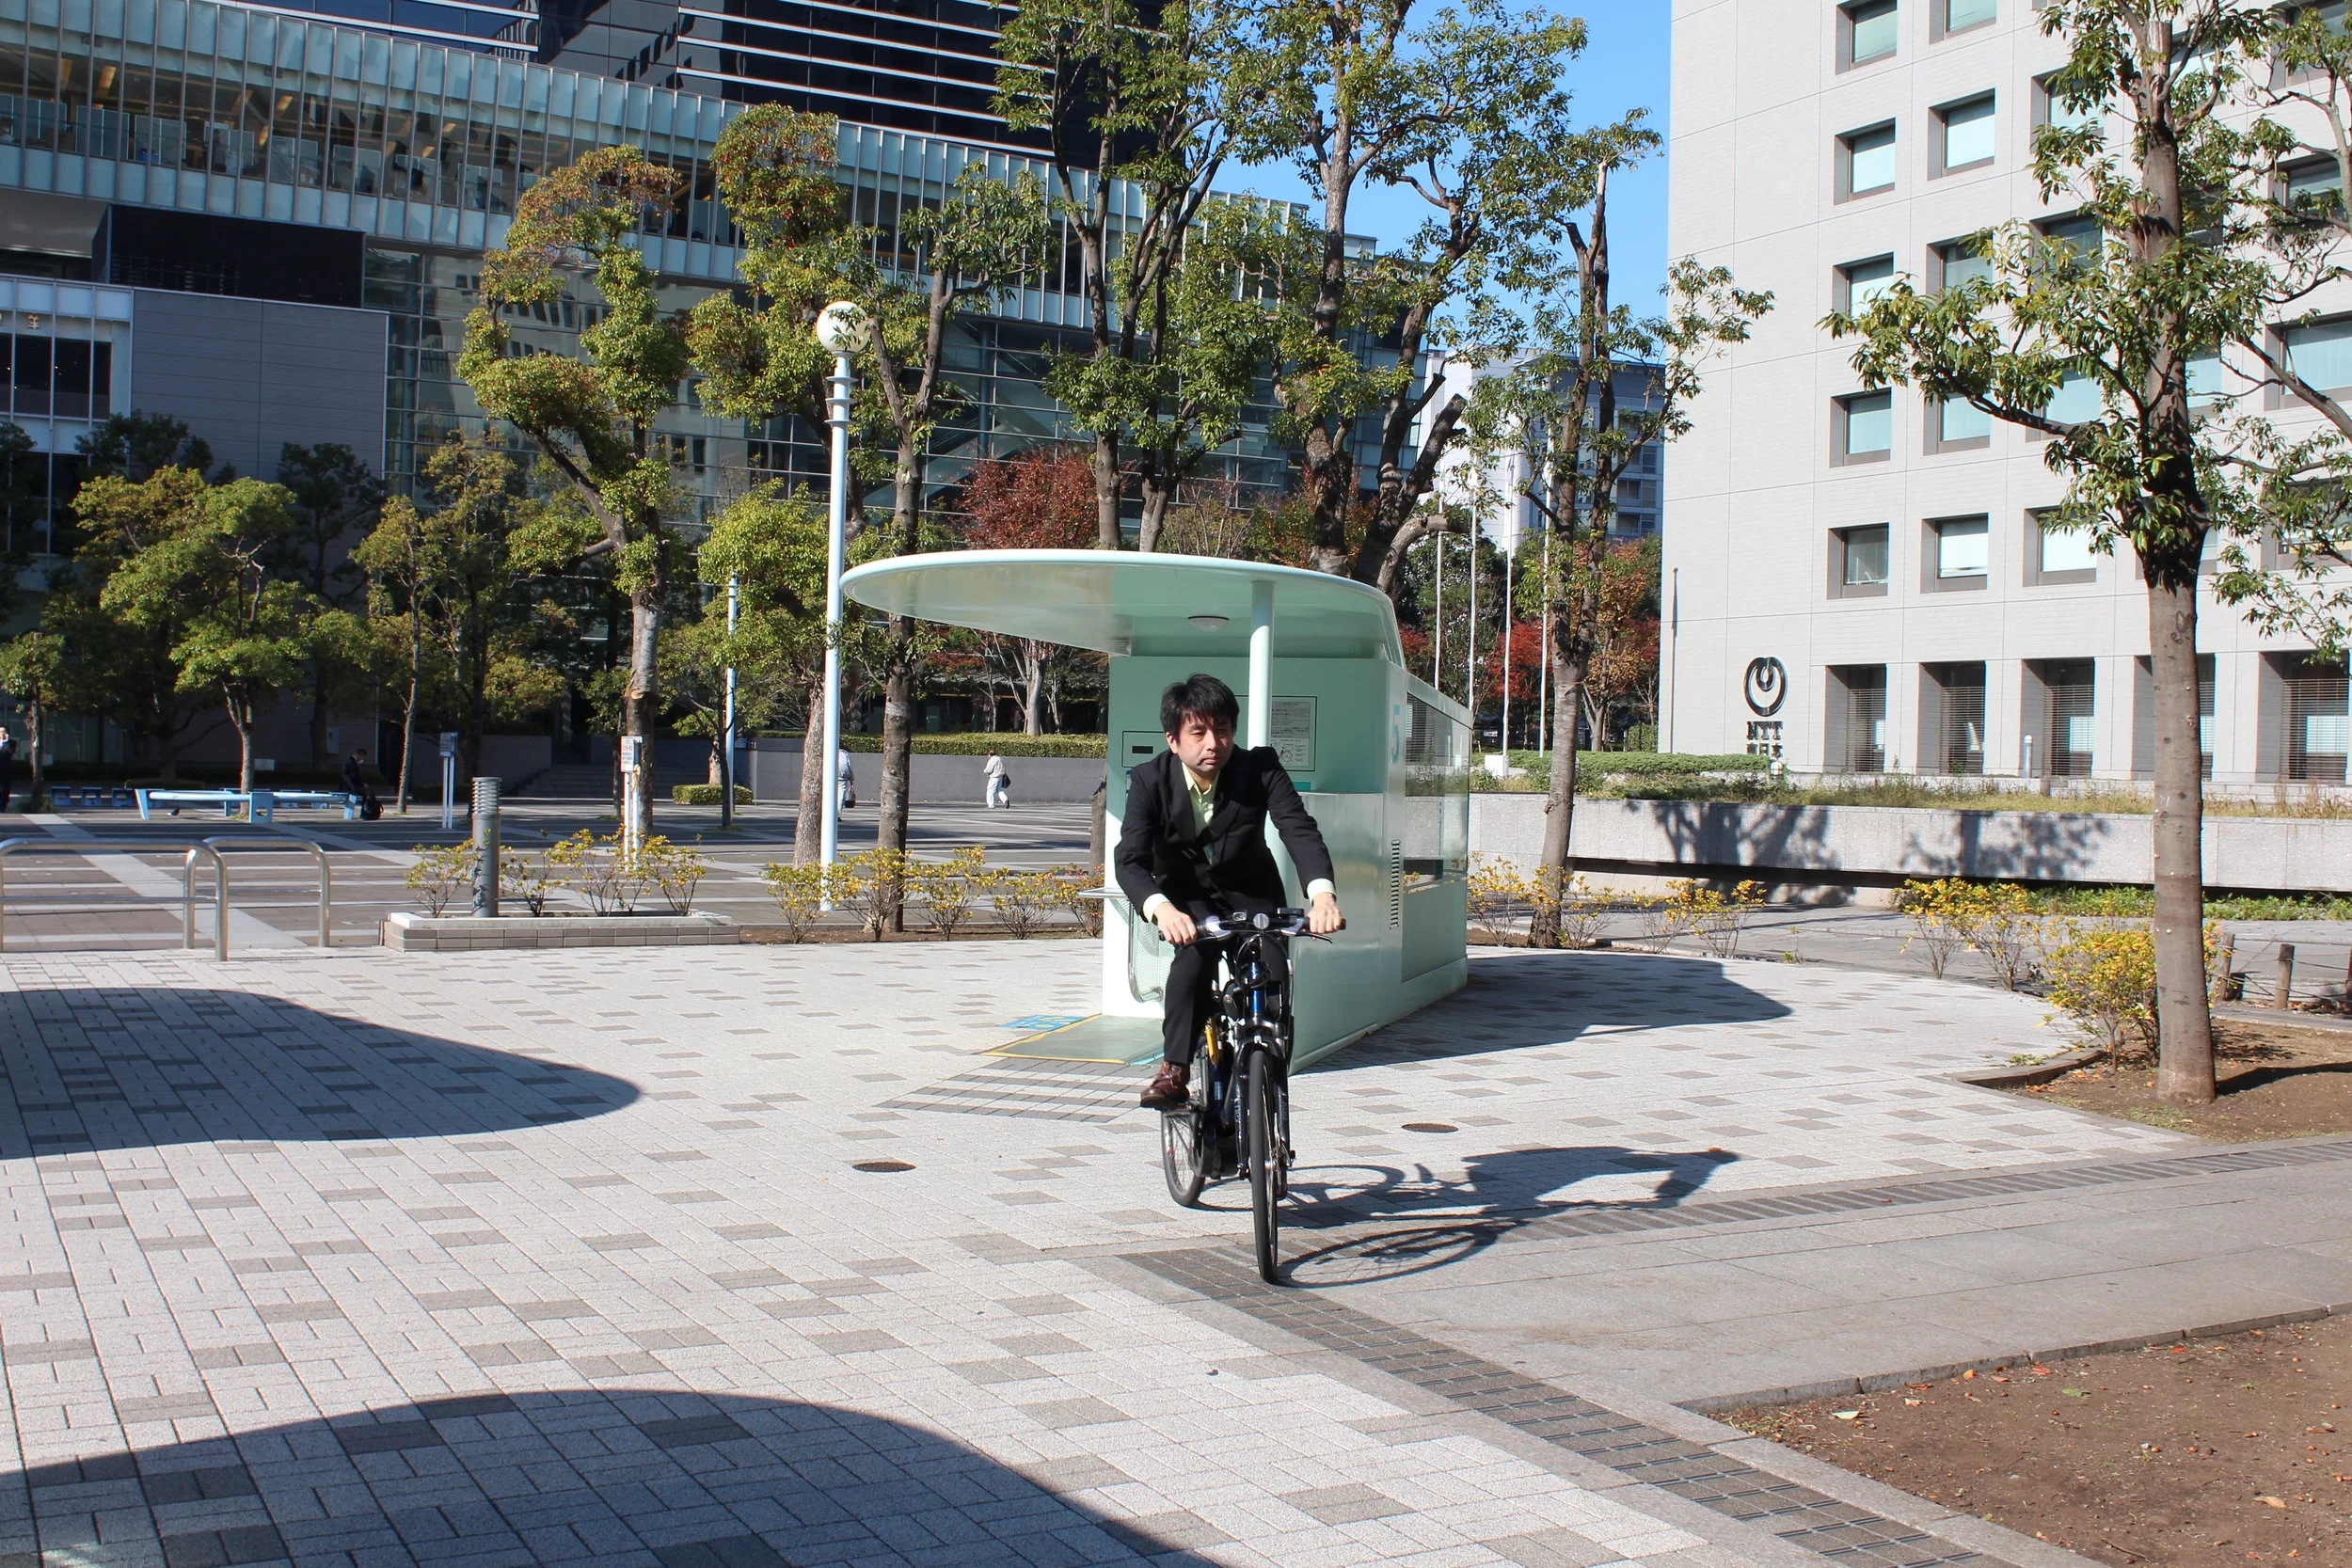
[[1663, 0, 2351, 784], [0, 0, 1291, 769]]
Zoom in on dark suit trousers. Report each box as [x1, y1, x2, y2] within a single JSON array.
[[1162, 933, 1288, 1067]]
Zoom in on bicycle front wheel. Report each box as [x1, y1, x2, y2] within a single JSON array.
[[1161, 1100, 1210, 1207], [1247, 1050, 1284, 1282]]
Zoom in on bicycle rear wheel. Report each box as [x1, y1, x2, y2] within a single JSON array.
[[1247, 1050, 1284, 1282], [1161, 1100, 1210, 1206]]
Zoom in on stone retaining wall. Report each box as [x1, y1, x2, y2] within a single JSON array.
[[1469, 795, 2352, 895], [384, 912, 739, 952]]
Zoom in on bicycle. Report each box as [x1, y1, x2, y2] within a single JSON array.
[[1158, 908, 1338, 1282]]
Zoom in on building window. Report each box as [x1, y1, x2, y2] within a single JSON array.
[[2282, 317, 2352, 394], [1841, 0, 1899, 68], [1830, 524, 1892, 597], [2282, 653, 2350, 782], [2034, 71, 2101, 135], [1840, 121, 1898, 199], [2045, 371, 2101, 423], [2037, 211, 2103, 263], [1925, 515, 1990, 590], [1830, 666, 1889, 771], [1837, 254, 1898, 313], [1930, 395, 1991, 451], [1836, 390, 1894, 462], [2030, 657, 2097, 778], [1939, 0, 1996, 36], [1934, 93, 1996, 174], [2029, 509, 2101, 583], [1925, 662, 1987, 775], [1933, 237, 1994, 291]]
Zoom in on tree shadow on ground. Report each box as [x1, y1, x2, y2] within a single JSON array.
[[1254, 1145, 1743, 1288], [7, 1389, 1214, 1566], [0, 987, 637, 1156], [1312, 948, 1793, 1071]]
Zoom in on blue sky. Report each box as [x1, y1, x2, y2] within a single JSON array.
[[1228, 3, 1674, 315]]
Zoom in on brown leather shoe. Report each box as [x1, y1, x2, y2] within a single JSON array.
[[1139, 1062, 1191, 1109]]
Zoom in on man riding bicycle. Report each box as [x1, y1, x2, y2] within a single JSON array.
[[1116, 674, 1343, 1109]]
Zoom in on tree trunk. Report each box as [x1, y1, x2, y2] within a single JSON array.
[[1527, 641, 1586, 948], [1091, 432, 1123, 549], [26, 704, 44, 813], [2146, 566, 2216, 1104], [309, 667, 330, 770], [795, 677, 825, 867], [1137, 471, 1172, 554], [396, 680, 418, 815], [231, 697, 256, 795], [621, 584, 660, 844], [1024, 647, 1044, 736], [878, 656, 914, 930]]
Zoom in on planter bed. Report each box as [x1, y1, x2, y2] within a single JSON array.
[[384, 911, 737, 952]]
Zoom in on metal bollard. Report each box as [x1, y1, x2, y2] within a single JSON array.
[[2276, 942, 2296, 1010], [472, 776, 501, 918]]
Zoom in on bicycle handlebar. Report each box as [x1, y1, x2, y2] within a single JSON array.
[[1196, 909, 1345, 940]]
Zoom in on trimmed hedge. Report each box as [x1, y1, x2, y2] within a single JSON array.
[[835, 733, 1106, 758], [672, 784, 753, 805], [1566, 751, 1770, 778]]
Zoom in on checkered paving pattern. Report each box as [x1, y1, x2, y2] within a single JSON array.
[[0, 942, 2147, 1567], [1133, 1249, 1996, 1568]]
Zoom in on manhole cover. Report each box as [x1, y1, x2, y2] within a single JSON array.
[[1402, 1122, 1457, 1133], [852, 1160, 915, 1173]]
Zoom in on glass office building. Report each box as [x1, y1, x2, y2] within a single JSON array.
[[0, 0, 1289, 530]]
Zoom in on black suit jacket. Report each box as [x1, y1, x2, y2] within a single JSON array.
[[1115, 747, 1335, 917]]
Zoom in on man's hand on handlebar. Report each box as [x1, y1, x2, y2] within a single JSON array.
[[1153, 904, 1199, 946], [1307, 890, 1343, 937]]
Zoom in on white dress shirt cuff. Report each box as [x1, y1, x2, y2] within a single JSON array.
[[1140, 894, 1168, 920], [1305, 879, 1336, 901]]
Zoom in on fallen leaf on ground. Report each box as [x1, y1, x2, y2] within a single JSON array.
[[2258, 1496, 2288, 1509]]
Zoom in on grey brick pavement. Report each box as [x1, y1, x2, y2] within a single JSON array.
[[0, 942, 2172, 1567]]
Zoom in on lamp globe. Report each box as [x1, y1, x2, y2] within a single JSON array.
[[815, 301, 867, 355]]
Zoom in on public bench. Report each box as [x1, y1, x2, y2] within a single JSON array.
[[135, 789, 359, 824]]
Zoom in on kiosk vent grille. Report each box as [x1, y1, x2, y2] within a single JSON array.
[[1388, 842, 1403, 927]]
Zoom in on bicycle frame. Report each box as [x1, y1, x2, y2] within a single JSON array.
[[1196, 927, 1293, 1179]]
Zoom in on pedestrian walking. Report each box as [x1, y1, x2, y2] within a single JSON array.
[[836, 746, 856, 809], [0, 725, 15, 814], [983, 752, 1010, 809]]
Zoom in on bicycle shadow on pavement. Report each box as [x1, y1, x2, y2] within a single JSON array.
[[0, 987, 637, 1156], [1317, 947, 1794, 1069], [1274, 1145, 1744, 1287], [5, 1389, 1218, 1566]]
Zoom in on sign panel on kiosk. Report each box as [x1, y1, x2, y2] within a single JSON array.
[[841, 549, 1471, 1068]]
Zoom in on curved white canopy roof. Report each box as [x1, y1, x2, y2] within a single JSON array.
[[840, 549, 1403, 662]]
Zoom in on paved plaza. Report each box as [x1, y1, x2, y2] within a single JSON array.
[[6, 929, 2346, 1567]]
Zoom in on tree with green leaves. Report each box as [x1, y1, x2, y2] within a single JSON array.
[[272, 442, 383, 768], [695, 108, 1051, 910], [354, 491, 439, 815], [994, 0, 1254, 548], [1476, 160, 1769, 947], [76, 413, 220, 483], [1231, 0, 1629, 591], [1829, 0, 2278, 1106], [100, 476, 326, 792], [688, 483, 831, 853], [456, 146, 691, 842], [59, 467, 224, 782], [0, 627, 64, 811]]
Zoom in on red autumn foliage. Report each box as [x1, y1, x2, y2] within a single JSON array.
[[959, 448, 1096, 550]]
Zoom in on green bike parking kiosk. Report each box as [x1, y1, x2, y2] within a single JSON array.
[[841, 549, 1471, 1069]]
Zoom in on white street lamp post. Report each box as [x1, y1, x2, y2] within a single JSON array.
[[720, 573, 738, 831], [815, 301, 865, 911]]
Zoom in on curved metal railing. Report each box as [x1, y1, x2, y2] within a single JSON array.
[[0, 835, 334, 958]]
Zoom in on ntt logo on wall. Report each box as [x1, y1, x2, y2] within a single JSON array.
[[1743, 657, 1788, 718]]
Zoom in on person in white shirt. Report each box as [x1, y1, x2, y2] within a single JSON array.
[[983, 752, 1010, 808]]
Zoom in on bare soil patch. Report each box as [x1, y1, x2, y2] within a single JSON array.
[[2011, 1019, 2352, 1140], [1727, 1316, 2352, 1567]]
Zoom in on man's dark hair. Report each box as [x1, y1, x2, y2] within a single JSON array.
[[1162, 674, 1239, 736]]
